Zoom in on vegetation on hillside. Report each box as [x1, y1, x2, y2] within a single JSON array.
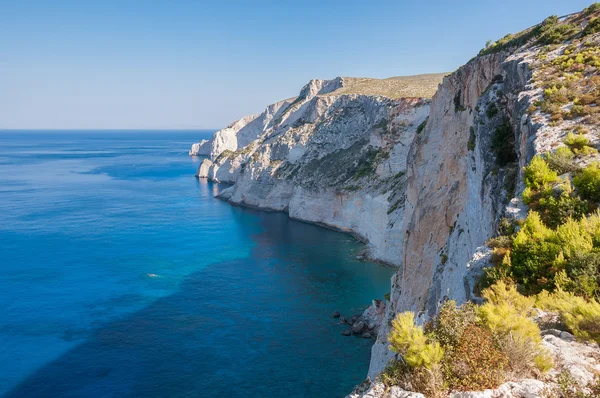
[[480, 4, 600, 57], [381, 283, 552, 396], [326, 74, 446, 99], [380, 5, 600, 396]]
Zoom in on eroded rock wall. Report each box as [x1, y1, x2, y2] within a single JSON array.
[[196, 77, 431, 265]]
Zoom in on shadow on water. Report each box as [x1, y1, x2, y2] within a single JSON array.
[[5, 206, 394, 398]]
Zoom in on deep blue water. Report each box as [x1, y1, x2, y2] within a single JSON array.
[[0, 131, 394, 398]]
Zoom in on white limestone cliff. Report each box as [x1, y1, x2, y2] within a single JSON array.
[[189, 139, 210, 156], [190, 32, 600, 393], [195, 76, 434, 265]]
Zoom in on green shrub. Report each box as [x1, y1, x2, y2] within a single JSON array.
[[585, 3, 600, 14], [486, 103, 498, 118], [537, 288, 600, 344], [564, 132, 593, 152], [384, 287, 556, 395], [510, 212, 562, 294], [380, 360, 446, 398], [584, 17, 600, 36], [574, 162, 600, 202], [426, 301, 476, 347], [487, 235, 512, 249], [523, 155, 588, 227], [538, 21, 578, 45], [524, 156, 559, 190], [468, 127, 476, 151], [388, 312, 445, 370], [478, 282, 552, 376], [536, 190, 588, 228], [565, 253, 600, 299], [380, 359, 410, 388], [545, 146, 578, 174], [492, 120, 517, 166], [416, 118, 428, 134]]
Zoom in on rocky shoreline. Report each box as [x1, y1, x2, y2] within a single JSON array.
[[334, 299, 386, 340]]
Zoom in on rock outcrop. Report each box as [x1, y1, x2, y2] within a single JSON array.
[[188, 139, 210, 156]]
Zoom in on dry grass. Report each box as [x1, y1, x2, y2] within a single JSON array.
[[326, 73, 447, 99]]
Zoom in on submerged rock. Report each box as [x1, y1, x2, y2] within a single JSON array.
[[341, 330, 352, 336], [332, 311, 341, 318]]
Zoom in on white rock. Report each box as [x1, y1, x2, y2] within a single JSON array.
[[188, 139, 210, 156], [543, 334, 600, 386], [450, 379, 545, 398], [346, 382, 424, 398]]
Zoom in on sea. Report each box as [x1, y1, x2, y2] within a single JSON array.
[[0, 130, 395, 397]]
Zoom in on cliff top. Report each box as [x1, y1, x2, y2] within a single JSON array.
[[325, 73, 447, 99]]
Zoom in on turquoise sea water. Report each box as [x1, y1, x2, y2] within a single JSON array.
[[0, 131, 395, 397]]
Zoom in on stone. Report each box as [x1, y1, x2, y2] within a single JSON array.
[[352, 321, 365, 334], [450, 379, 546, 398], [543, 334, 600, 386], [340, 317, 348, 324], [341, 329, 351, 336], [389, 386, 425, 398], [368, 323, 376, 330], [559, 331, 576, 342], [361, 332, 372, 339], [541, 328, 562, 337], [332, 311, 341, 318]]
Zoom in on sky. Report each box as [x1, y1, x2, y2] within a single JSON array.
[[0, 0, 595, 130]]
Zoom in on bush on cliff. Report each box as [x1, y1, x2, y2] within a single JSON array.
[[389, 312, 444, 370], [545, 146, 578, 174], [477, 282, 553, 376], [574, 162, 600, 202], [383, 287, 552, 395], [537, 288, 600, 344]]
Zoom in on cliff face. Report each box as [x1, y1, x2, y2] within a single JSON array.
[[369, 51, 536, 376], [191, 17, 599, 384], [192, 59, 540, 375], [195, 76, 439, 265], [190, 7, 600, 396]]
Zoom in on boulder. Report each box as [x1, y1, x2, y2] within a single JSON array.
[[352, 321, 365, 334], [450, 379, 545, 398], [341, 329, 352, 336], [332, 311, 341, 318], [361, 332, 372, 339]]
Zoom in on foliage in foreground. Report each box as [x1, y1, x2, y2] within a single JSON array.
[[484, 153, 600, 299], [382, 283, 552, 395], [537, 288, 600, 344]]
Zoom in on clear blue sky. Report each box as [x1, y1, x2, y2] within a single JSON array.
[[0, 0, 594, 130]]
